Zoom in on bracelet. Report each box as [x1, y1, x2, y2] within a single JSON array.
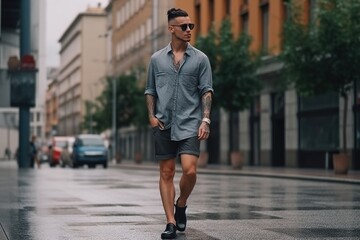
[[202, 117, 211, 125]]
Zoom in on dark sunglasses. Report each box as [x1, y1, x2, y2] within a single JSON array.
[[172, 23, 195, 31]]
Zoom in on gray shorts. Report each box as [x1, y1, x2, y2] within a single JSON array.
[[153, 127, 200, 161]]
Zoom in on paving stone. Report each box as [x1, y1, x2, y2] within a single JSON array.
[[0, 161, 359, 240]]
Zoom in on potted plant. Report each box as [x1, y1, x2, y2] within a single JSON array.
[[281, 0, 360, 174]]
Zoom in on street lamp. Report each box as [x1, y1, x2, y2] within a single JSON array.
[[112, 76, 117, 163]]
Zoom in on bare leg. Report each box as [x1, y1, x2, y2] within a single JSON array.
[[177, 154, 197, 207], [159, 158, 176, 224]]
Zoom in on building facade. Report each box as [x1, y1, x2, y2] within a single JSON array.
[[173, 0, 359, 169], [45, 68, 59, 138], [111, 0, 174, 76], [57, 4, 107, 136]]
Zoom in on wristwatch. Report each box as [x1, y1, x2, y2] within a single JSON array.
[[202, 117, 211, 125]]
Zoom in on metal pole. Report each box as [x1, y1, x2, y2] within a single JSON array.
[[89, 102, 92, 134], [112, 77, 116, 162], [18, 0, 31, 168]]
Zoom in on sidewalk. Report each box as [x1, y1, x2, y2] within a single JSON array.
[[115, 160, 360, 185], [0, 158, 359, 184]]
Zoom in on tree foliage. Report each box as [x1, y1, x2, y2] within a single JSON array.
[[82, 74, 144, 133], [195, 18, 262, 153], [196, 18, 262, 112], [281, 0, 360, 96]]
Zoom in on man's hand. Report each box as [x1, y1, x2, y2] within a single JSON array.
[[149, 116, 164, 129], [198, 122, 210, 140]]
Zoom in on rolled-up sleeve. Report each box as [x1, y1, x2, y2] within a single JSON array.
[[144, 58, 157, 97], [198, 55, 214, 96]]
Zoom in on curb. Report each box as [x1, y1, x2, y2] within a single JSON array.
[[112, 162, 360, 185]]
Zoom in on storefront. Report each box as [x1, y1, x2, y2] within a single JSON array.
[[298, 92, 339, 168]]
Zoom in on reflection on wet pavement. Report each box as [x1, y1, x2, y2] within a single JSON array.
[[0, 161, 360, 239]]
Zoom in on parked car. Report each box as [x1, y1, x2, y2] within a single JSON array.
[[49, 136, 74, 167], [71, 134, 108, 169]]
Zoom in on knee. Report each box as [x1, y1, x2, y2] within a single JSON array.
[[183, 168, 197, 178], [160, 168, 175, 182]]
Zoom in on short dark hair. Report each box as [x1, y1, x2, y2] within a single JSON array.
[[167, 8, 188, 22]]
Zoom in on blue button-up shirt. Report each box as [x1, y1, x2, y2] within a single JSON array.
[[145, 43, 214, 141]]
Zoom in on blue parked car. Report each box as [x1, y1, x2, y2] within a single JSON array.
[[71, 134, 108, 168]]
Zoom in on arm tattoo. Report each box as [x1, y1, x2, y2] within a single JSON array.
[[146, 95, 156, 118], [202, 91, 212, 118]]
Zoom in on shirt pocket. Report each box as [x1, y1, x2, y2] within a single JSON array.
[[181, 73, 198, 91], [155, 72, 167, 88]]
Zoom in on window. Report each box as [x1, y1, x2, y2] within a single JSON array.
[[299, 92, 338, 111], [209, 0, 215, 28], [130, 0, 134, 16], [283, 0, 291, 22], [309, 0, 317, 24], [299, 115, 339, 150], [298, 92, 339, 150], [241, 12, 249, 34], [120, 7, 124, 25], [37, 126, 42, 137], [140, 24, 145, 43], [261, 3, 269, 54], [125, 2, 129, 21], [116, 10, 120, 28], [147, 18, 152, 36], [225, 0, 231, 16], [36, 112, 40, 122], [195, 2, 200, 37]]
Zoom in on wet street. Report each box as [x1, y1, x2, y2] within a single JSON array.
[[0, 161, 360, 240]]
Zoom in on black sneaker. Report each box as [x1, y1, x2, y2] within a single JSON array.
[[174, 198, 187, 232], [161, 223, 177, 239]]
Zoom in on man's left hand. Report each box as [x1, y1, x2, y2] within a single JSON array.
[[198, 122, 210, 140]]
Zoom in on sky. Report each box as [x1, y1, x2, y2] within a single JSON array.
[[46, 0, 109, 67]]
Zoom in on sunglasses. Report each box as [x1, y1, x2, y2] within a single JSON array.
[[172, 23, 195, 31]]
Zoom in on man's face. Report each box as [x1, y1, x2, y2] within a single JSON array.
[[168, 16, 194, 42]]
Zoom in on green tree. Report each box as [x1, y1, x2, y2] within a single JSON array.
[[280, 0, 360, 154], [196, 18, 262, 155], [195, 25, 218, 77], [80, 100, 97, 133], [82, 74, 143, 134]]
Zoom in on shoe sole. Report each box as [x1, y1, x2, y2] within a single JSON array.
[[161, 233, 176, 239]]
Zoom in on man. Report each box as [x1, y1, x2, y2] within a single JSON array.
[[145, 8, 213, 239]]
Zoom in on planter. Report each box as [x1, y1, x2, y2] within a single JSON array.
[[116, 152, 122, 164], [333, 153, 350, 174], [230, 151, 243, 169], [198, 151, 208, 168], [134, 152, 142, 164]]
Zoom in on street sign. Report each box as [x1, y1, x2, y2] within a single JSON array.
[[7, 69, 37, 107]]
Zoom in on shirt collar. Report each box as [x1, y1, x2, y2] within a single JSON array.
[[166, 42, 193, 57]]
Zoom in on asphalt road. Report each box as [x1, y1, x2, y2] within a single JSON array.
[[0, 161, 359, 240]]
